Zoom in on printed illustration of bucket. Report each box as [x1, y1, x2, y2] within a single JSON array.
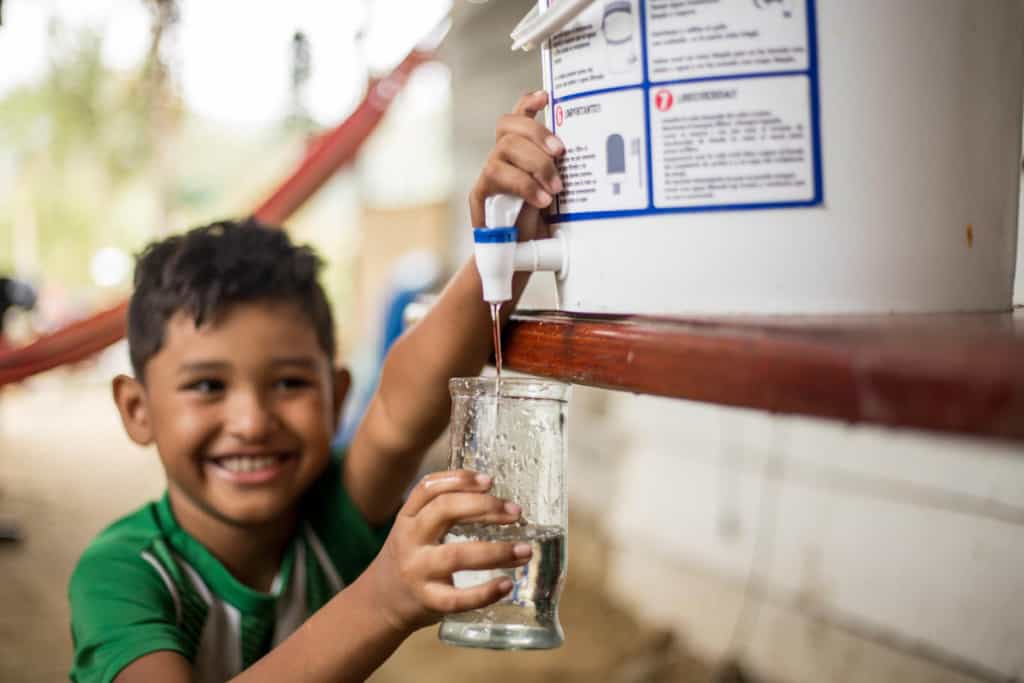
[[525, 0, 1024, 315], [439, 377, 571, 650]]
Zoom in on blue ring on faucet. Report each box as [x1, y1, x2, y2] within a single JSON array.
[[473, 227, 518, 243]]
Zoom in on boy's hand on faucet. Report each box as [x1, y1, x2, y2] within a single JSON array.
[[366, 470, 531, 635], [470, 90, 565, 242]]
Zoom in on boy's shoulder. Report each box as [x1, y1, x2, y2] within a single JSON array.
[[73, 500, 167, 574], [68, 499, 195, 683], [74, 497, 166, 565], [69, 498, 180, 609]]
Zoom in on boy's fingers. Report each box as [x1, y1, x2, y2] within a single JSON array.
[[446, 510, 528, 528], [469, 92, 562, 226], [496, 113, 565, 158], [471, 162, 543, 227], [517, 207, 553, 241], [417, 493, 521, 542], [402, 470, 491, 517], [428, 541, 531, 578], [496, 136, 563, 196], [424, 577, 515, 614], [476, 161, 554, 213], [511, 90, 550, 120]]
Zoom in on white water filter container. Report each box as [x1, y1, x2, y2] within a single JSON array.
[[527, 0, 1024, 314]]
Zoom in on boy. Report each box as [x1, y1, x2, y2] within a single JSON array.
[[69, 91, 566, 682]]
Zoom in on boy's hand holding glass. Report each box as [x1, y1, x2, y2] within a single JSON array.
[[366, 470, 531, 634]]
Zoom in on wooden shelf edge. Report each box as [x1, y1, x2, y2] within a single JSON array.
[[501, 310, 1024, 443]]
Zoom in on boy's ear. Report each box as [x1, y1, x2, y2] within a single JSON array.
[[112, 374, 154, 446], [331, 367, 351, 428]]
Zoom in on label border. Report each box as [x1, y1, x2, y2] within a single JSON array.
[[546, 0, 823, 222]]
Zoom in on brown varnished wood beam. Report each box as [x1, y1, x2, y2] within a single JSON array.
[[501, 310, 1024, 442]]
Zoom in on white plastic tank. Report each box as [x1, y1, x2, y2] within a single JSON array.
[[514, 0, 1024, 315]]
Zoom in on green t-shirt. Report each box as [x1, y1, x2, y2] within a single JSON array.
[[68, 454, 390, 683]]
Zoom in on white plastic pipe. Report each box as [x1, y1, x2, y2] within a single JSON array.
[[513, 234, 568, 278]]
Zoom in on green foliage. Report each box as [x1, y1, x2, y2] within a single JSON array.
[[0, 19, 168, 292], [0, 4, 358, 331]]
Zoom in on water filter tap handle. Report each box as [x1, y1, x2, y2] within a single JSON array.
[[473, 194, 525, 304], [473, 194, 568, 303]]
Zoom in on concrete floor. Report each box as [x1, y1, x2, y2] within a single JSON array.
[[0, 373, 715, 683]]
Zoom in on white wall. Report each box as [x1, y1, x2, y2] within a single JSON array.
[[1015, 110, 1024, 305], [569, 390, 1024, 681]]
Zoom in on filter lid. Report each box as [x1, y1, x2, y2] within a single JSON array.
[[510, 0, 598, 51]]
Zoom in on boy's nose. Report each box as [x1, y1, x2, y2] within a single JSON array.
[[226, 393, 278, 441]]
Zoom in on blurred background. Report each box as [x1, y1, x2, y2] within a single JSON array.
[[1, 1, 1024, 682]]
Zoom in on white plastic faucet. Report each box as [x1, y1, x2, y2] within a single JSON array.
[[473, 194, 568, 304]]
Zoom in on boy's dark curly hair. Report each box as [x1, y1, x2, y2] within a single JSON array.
[[128, 218, 336, 380]]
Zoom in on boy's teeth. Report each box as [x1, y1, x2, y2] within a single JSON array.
[[218, 455, 279, 472]]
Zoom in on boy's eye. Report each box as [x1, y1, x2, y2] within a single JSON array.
[[275, 377, 311, 391], [185, 379, 225, 394]]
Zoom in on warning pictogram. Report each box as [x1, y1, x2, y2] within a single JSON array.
[[555, 105, 565, 126]]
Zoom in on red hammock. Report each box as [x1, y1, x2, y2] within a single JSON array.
[[0, 49, 433, 388]]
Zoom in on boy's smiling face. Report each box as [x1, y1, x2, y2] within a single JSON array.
[[115, 300, 347, 528]]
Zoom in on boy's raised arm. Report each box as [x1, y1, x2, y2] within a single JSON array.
[[345, 91, 565, 525]]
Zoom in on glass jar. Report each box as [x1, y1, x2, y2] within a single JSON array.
[[438, 376, 571, 650]]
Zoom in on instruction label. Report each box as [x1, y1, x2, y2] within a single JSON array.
[[646, 0, 810, 82], [549, 0, 644, 97], [543, 0, 821, 219], [650, 76, 815, 207], [553, 90, 648, 213]]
